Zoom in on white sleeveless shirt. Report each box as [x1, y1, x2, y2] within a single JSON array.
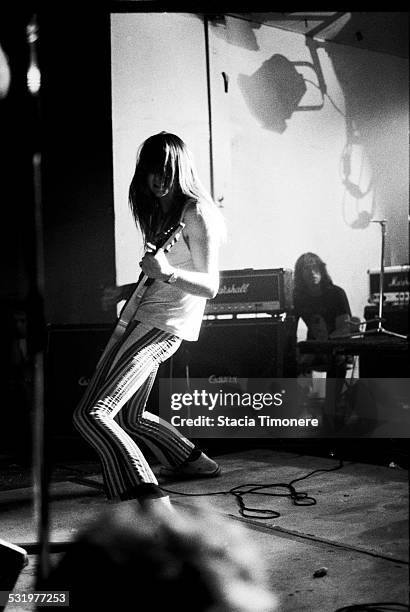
[[133, 208, 207, 341]]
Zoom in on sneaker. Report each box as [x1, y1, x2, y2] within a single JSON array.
[[160, 453, 222, 480]]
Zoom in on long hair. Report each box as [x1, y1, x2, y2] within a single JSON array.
[[293, 252, 333, 302], [128, 132, 224, 244]]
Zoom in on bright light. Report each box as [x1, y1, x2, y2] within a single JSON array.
[[27, 64, 41, 94], [26, 17, 40, 95]]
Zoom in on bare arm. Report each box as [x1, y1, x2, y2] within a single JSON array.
[[140, 203, 220, 299]]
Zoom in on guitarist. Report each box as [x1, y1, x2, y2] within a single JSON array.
[[73, 132, 225, 512]]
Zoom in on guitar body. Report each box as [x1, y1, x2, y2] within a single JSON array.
[[97, 222, 185, 365]]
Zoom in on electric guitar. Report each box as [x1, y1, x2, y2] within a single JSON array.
[[97, 221, 185, 365]]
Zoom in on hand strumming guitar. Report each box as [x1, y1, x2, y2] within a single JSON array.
[[101, 226, 183, 312], [101, 284, 136, 311], [139, 241, 174, 281]]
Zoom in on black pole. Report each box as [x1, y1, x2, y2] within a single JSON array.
[[377, 220, 386, 331], [26, 14, 50, 587], [203, 16, 215, 200]]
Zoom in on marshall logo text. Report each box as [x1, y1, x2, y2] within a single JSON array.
[[218, 283, 250, 295]]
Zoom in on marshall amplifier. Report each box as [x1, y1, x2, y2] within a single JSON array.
[[205, 268, 293, 315], [368, 265, 409, 306]]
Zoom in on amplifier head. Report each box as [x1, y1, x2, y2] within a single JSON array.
[[206, 268, 293, 315], [367, 265, 409, 306]]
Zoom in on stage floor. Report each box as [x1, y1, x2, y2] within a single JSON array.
[[0, 446, 408, 611]]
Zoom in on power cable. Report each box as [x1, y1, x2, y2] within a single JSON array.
[[160, 457, 344, 519]]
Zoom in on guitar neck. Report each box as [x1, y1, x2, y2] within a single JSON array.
[[116, 221, 185, 328], [134, 273, 149, 298], [119, 273, 149, 325]]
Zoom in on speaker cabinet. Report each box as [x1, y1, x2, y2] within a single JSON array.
[[364, 305, 408, 335], [44, 320, 293, 455], [45, 325, 112, 454], [166, 319, 291, 380], [361, 306, 409, 377]]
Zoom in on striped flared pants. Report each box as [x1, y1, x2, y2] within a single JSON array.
[[73, 321, 194, 500]]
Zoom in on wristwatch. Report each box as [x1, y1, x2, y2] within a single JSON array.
[[165, 271, 177, 284]]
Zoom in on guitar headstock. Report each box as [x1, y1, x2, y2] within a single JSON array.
[[156, 222, 185, 254]]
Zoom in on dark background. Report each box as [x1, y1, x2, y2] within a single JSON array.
[[0, 5, 116, 461]]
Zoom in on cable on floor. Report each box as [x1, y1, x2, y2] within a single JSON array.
[[334, 603, 409, 611], [159, 457, 344, 519]]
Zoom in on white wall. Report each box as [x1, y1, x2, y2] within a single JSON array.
[[111, 13, 409, 321], [111, 13, 210, 285], [209, 16, 409, 320]]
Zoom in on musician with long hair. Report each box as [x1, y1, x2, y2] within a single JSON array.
[[74, 132, 225, 511], [293, 252, 353, 376]]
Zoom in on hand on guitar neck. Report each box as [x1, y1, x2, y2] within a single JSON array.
[[101, 223, 184, 312], [97, 223, 184, 367]]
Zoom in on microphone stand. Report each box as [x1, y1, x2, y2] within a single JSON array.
[[26, 14, 51, 587], [335, 219, 407, 340], [349, 220, 407, 339], [337, 219, 407, 340]]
